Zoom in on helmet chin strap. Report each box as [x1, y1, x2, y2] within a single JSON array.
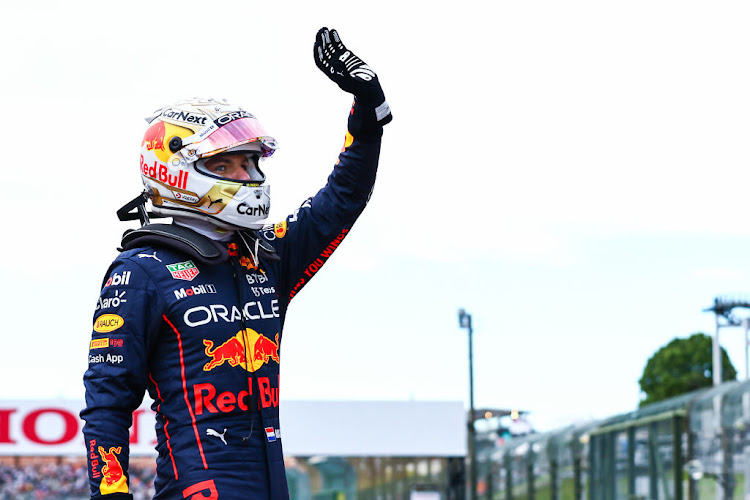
[[117, 191, 167, 225], [117, 191, 269, 232]]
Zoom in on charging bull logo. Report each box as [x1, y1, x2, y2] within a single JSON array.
[[239, 255, 259, 271], [203, 329, 279, 372], [98, 446, 128, 494], [142, 122, 166, 152]]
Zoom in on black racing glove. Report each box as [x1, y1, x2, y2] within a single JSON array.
[[314, 27, 392, 126]]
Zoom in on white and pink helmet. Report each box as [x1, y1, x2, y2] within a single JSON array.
[[139, 98, 278, 230]]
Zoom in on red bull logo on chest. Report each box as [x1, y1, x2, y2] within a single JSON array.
[[203, 329, 280, 372], [239, 255, 259, 271]]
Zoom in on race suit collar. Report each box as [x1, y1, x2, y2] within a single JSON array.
[[173, 217, 235, 242]]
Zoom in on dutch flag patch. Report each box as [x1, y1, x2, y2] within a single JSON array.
[[265, 427, 277, 442]]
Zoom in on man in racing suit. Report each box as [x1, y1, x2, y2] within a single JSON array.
[[80, 28, 391, 499]]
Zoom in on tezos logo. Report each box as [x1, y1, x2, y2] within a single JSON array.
[[251, 286, 275, 297]]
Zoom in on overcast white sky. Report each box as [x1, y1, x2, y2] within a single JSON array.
[[2, 0, 750, 431]]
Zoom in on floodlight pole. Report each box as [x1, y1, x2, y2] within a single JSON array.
[[704, 297, 750, 385], [713, 302, 722, 386], [744, 318, 750, 381], [458, 309, 477, 500]]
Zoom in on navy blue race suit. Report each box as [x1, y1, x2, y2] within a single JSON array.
[[81, 101, 383, 499]]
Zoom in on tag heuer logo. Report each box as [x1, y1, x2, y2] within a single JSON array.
[[167, 260, 200, 281]]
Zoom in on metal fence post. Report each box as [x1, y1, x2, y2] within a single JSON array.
[[673, 415, 684, 500], [504, 453, 512, 500], [627, 426, 636, 498]]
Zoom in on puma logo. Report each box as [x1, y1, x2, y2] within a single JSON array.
[[207, 196, 224, 209], [206, 428, 228, 445], [137, 252, 162, 262]]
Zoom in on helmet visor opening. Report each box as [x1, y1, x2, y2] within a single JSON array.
[[191, 117, 277, 158], [195, 152, 266, 184]]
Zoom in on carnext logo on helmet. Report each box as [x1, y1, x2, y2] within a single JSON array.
[[160, 108, 208, 125], [237, 203, 269, 216], [215, 111, 255, 126]]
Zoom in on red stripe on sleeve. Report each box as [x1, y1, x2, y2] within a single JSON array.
[[163, 314, 209, 469], [149, 373, 178, 479]]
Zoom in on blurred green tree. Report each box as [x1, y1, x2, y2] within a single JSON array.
[[639, 332, 737, 406]]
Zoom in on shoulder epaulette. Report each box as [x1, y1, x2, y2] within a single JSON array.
[[119, 224, 279, 265], [119, 224, 228, 265]]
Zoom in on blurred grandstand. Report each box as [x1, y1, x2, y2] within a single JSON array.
[[0, 458, 153, 499], [0, 401, 466, 500]]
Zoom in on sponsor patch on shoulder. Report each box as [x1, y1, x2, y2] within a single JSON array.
[[90, 338, 124, 349], [104, 271, 130, 288], [94, 314, 124, 333], [166, 260, 200, 281], [273, 221, 287, 239], [90, 338, 109, 349]]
